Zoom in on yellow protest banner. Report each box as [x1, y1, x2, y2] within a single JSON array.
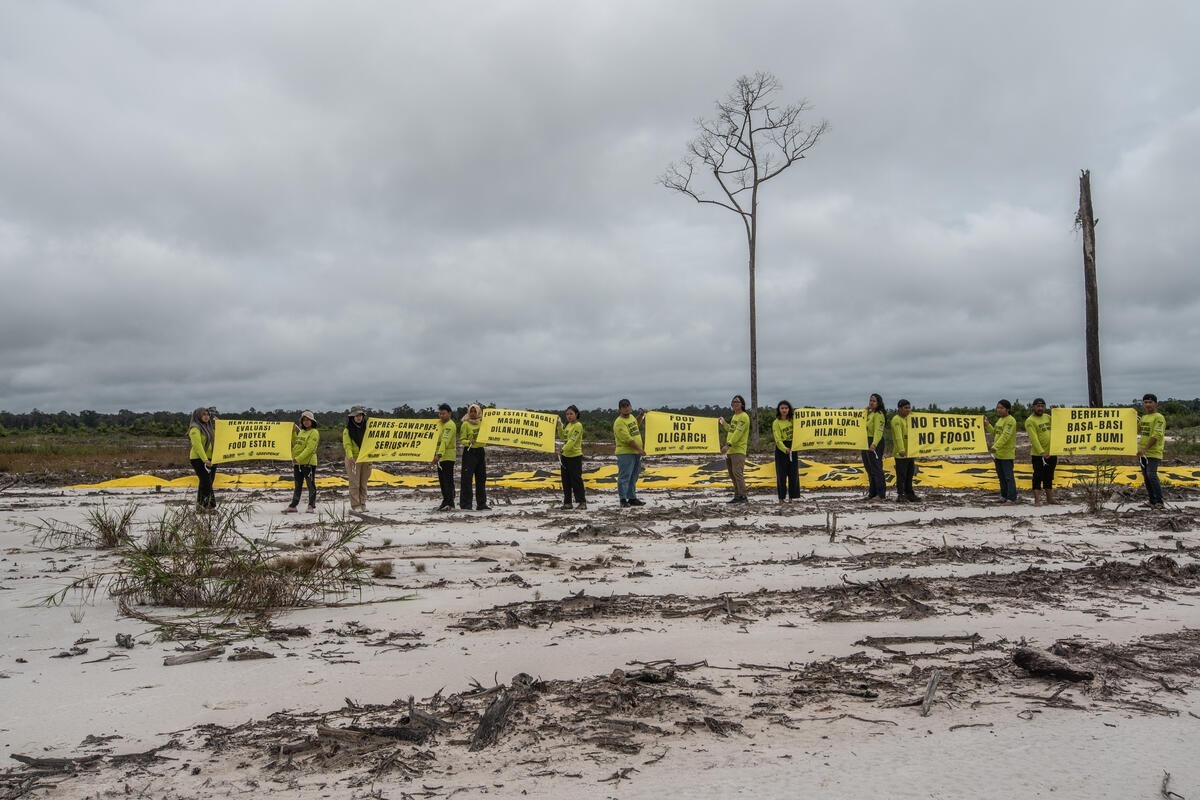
[[211, 420, 294, 464], [907, 412, 987, 457], [476, 408, 558, 453], [1049, 407, 1137, 456], [356, 418, 440, 463], [642, 411, 721, 455], [792, 409, 869, 450]]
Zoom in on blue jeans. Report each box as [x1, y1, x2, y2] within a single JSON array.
[[616, 453, 641, 501], [1141, 457, 1163, 505], [994, 458, 1016, 501]]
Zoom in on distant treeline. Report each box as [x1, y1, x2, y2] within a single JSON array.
[[4, 399, 1199, 443]]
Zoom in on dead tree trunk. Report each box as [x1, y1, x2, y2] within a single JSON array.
[[1077, 170, 1103, 408]]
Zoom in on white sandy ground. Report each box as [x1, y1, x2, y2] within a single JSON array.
[[2, 480, 1199, 799]]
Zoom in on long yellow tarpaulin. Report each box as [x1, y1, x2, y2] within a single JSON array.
[[71, 458, 1195, 491]]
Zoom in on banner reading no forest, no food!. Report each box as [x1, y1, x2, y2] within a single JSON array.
[[643, 411, 721, 455], [356, 418, 440, 463], [477, 408, 558, 453], [211, 420, 294, 464], [1049, 407, 1137, 456], [792, 409, 868, 451], [906, 412, 987, 457]]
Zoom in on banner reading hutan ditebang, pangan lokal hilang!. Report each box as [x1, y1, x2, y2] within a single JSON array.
[[211, 420, 295, 464], [476, 408, 558, 453], [1049, 407, 1137, 456], [792, 409, 869, 450], [355, 418, 440, 463], [642, 411, 721, 455], [906, 412, 987, 457]]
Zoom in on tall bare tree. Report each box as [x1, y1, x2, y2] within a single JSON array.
[[1075, 169, 1103, 407], [660, 72, 828, 442]]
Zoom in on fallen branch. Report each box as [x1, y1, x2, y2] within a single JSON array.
[[1013, 647, 1094, 682], [163, 646, 225, 666]]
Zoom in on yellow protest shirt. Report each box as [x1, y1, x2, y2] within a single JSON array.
[[986, 415, 1017, 460], [460, 419, 481, 448], [292, 428, 319, 466], [1025, 413, 1051, 456], [890, 414, 910, 456], [725, 412, 750, 455], [559, 420, 584, 458], [188, 427, 212, 461], [867, 410, 885, 448], [435, 420, 457, 461], [613, 415, 643, 455], [1139, 412, 1166, 459], [772, 418, 793, 453]]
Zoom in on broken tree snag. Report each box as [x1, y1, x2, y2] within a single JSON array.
[[469, 689, 515, 752], [920, 669, 941, 717], [162, 646, 226, 666], [1012, 647, 1094, 682]]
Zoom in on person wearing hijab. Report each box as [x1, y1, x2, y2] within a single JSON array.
[[343, 406, 370, 513], [283, 410, 319, 514], [187, 407, 217, 510], [459, 403, 489, 511]]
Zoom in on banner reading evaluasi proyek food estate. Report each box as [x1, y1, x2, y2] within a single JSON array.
[[1049, 407, 1137, 456], [355, 418, 440, 463], [476, 408, 558, 453], [211, 420, 295, 464], [906, 412, 987, 457], [792, 409, 869, 450], [642, 411, 721, 455]]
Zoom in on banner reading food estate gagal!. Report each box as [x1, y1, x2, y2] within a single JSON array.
[[476, 408, 558, 453], [355, 418, 440, 463], [792, 409, 869, 451], [643, 411, 721, 455], [906, 412, 987, 457], [211, 420, 294, 464], [1049, 407, 1137, 456]]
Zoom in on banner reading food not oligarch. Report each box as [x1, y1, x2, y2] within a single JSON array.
[[642, 411, 721, 455]]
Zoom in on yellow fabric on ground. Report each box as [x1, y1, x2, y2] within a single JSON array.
[[70, 458, 1196, 491]]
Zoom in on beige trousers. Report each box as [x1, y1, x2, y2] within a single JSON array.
[[725, 453, 747, 497], [345, 458, 372, 510]]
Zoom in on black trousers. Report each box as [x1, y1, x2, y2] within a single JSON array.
[[894, 457, 916, 498], [774, 447, 800, 499], [1030, 455, 1058, 490], [861, 444, 887, 498], [561, 454, 586, 504], [461, 448, 487, 509], [191, 458, 216, 509], [290, 465, 316, 508], [437, 460, 456, 507]]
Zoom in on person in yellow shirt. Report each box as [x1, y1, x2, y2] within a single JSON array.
[[613, 399, 646, 507], [432, 403, 457, 511], [557, 405, 587, 509], [861, 393, 887, 502], [283, 410, 319, 513], [187, 406, 217, 510], [891, 399, 919, 502], [342, 406, 370, 513], [984, 399, 1018, 503], [1137, 393, 1166, 508], [718, 395, 751, 503], [1024, 398, 1055, 505], [459, 404, 489, 511], [772, 400, 799, 503]]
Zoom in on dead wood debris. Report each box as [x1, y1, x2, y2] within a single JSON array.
[[6, 628, 1200, 794]]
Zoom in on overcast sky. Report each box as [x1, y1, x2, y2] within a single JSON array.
[[2, 1, 1197, 415]]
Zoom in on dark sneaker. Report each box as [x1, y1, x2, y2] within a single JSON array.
[[628, 498, 646, 507], [577, 502, 587, 510], [561, 503, 573, 510], [620, 500, 630, 508]]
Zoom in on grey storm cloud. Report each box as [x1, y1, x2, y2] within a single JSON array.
[[1, 0, 1198, 415]]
